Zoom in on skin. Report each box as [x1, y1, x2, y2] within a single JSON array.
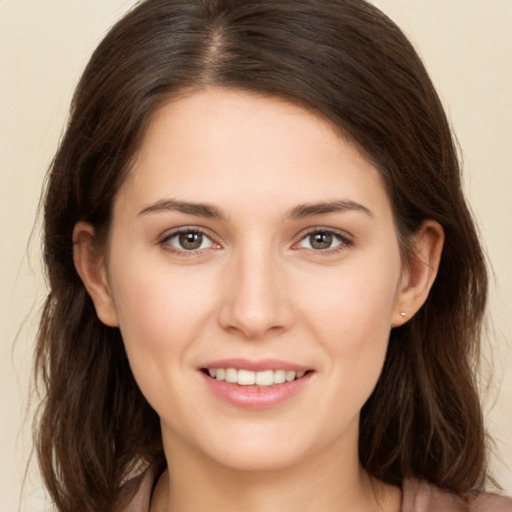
[[74, 87, 444, 512]]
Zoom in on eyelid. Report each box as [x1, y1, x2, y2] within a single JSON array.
[[157, 225, 353, 256], [292, 226, 354, 253], [158, 225, 221, 255]]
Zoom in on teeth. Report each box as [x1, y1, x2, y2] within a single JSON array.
[[274, 369, 286, 384], [255, 369, 273, 386], [238, 369, 255, 385], [225, 368, 237, 383], [206, 368, 308, 386]]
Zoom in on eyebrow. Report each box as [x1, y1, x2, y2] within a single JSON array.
[[138, 199, 226, 220], [287, 199, 373, 220], [138, 198, 373, 221]]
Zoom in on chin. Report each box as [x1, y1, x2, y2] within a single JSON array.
[[194, 424, 335, 474], [210, 445, 309, 473]]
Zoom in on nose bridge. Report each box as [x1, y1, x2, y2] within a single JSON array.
[[219, 238, 294, 338]]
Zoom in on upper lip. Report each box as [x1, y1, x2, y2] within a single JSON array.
[[200, 358, 312, 372]]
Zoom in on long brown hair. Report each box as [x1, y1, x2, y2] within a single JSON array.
[[35, 0, 489, 510]]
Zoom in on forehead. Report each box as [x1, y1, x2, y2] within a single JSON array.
[[118, 87, 391, 219]]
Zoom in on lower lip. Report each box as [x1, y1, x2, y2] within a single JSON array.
[[200, 371, 313, 410]]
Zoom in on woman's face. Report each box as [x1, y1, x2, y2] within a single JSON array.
[[98, 88, 409, 471]]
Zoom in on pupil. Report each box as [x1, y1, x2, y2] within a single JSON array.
[[311, 232, 332, 250], [179, 232, 202, 250]]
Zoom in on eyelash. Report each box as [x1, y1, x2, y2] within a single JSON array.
[[158, 227, 354, 256], [159, 227, 218, 257], [293, 228, 354, 255]]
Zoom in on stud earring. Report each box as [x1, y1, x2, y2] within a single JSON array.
[[399, 311, 406, 318]]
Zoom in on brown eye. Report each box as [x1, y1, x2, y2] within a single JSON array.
[[298, 230, 346, 251], [309, 232, 333, 250], [179, 232, 203, 250], [164, 230, 213, 251]]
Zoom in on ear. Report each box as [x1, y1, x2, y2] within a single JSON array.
[[392, 220, 444, 327], [73, 221, 119, 327]]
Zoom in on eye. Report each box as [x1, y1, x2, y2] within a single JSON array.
[[163, 229, 214, 252], [297, 230, 350, 251]]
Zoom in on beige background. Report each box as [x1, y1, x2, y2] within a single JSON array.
[[1, 0, 510, 510]]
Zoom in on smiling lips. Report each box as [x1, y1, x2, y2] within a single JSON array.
[[207, 368, 307, 386], [201, 360, 313, 409]]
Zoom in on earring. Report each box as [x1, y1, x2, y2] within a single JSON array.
[[399, 311, 406, 318]]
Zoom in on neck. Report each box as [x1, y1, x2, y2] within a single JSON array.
[[150, 425, 401, 512]]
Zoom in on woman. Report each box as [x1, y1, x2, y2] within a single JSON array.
[[34, 0, 512, 511]]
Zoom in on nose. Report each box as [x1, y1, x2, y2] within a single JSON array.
[[217, 245, 295, 340]]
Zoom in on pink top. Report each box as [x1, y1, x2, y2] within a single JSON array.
[[115, 467, 512, 512]]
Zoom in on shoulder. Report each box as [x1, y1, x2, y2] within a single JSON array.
[[402, 478, 512, 512], [114, 465, 157, 512]]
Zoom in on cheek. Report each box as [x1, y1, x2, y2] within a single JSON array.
[[302, 263, 399, 339], [107, 253, 216, 373], [107, 259, 222, 423], [299, 260, 400, 388]]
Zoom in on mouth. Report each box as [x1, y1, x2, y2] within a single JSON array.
[[200, 361, 314, 409], [201, 367, 312, 387]]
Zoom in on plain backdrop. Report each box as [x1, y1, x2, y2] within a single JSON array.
[[1, 0, 511, 510]]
